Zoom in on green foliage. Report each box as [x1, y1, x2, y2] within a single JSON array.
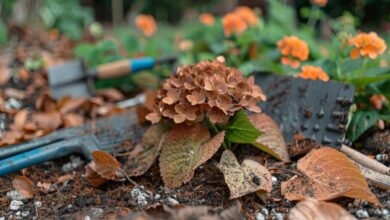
[[347, 111, 380, 142], [0, 20, 7, 45], [40, 0, 93, 40], [225, 110, 262, 144]]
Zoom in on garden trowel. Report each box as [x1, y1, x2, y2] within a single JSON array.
[[48, 56, 176, 99]]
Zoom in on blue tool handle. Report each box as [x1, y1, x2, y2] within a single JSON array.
[[0, 140, 79, 176], [130, 57, 155, 72]]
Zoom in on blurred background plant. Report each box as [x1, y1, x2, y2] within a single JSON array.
[[1, 0, 390, 141]]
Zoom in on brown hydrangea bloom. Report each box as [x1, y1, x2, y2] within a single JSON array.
[[146, 58, 266, 124]]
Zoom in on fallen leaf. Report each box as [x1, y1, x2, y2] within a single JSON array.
[[62, 113, 84, 127], [35, 93, 57, 111], [0, 64, 9, 85], [12, 109, 29, 130], [97, 89, 125, 101], [32, 111, 62, 130], [281, 147, 380, 205], [159, 124, 224, 188], [37, 181, 52, 192], [126, 123, 169, 176], [0, 130, 23, 147], [57, 174, 75, 183], [249, 113, 290, 162], [18, 68, 30, 81], [58, 97, 87, 114], [85, 162, 108, 187], [12, 176, 35, 198], [217, 150, 272, 199], [91, 151, 123, 180], [288, 198, 356, 220], [5, 88, 26, 100]]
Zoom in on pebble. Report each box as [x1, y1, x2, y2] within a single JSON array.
[[271, 176, 278, 184], [165, 197, 179, 206], [5, 98, 22, 110], [84, 216, 91, 220], [255, 213, 266, 220], [34, 201, 42, 208], [0, 217, 5, 220], [7, 190, 26, 201], [9, 200, 24, 211], [130, 187, 151, 206], [89, 208, 104, 218], [383, 209, 389, 217], [271, 209, 283, 220], [21, 211, 29, 217], [62, 156, 84, 172], [154, 194, 161, 200], [261, 207, 269, 216], [16, 211, 21, 216], [356, 209, 369, 219]]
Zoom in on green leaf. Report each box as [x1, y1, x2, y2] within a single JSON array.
[[0, 20, 8, 45], [226, 110, 261, 144], [347, 111, 380, 141], [350, 74, 390, 87]]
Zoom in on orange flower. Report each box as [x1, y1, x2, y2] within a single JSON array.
[[222, 13, 247, 37], [311, 0, 328, 7], [277, 36, 310, 68], [135, 14, 157, 37], [295, 65, 329, 81], [234, 6, 258, 26], [349, 32, 387, 59], [370, 94, 387, 110], [199, 13, 215, 26]]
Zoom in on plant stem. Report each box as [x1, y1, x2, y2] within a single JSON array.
[[206, 118, 229, 149], [359, 58, 368, 78]]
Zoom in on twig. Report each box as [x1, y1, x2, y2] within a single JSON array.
[[340, 145, 390, 175], [119, 169, 153, 197], [268, 167, 304, 177], [354, 162, 390, 190]]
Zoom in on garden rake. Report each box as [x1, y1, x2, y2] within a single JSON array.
[[0, 110, 145, 176]]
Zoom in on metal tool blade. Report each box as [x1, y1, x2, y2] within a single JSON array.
[[255, 74, 355, 148], [48, 60, 86, 87], [51, 81, 94, 99]]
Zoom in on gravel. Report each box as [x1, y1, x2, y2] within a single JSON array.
[[9, 200, 24, 211], [62, 156, 84, 172], [130, 187, 152, 206], [7, 190, 26, 201], [165, 197, 179, 206], [255, 213, 266, 220], [355, 209, 370, 219]]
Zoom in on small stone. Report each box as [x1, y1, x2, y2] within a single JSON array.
[[130, 187, 151, 206], [0, 217, 5, 220], [374, 209, 382, 217], [164, 188, 172, 194], [356, 209, 369, 219], [154, 194, 161, 200], [21, 211, 29, 217], [256, 213, 266, 220], [7, 190, 26, 201], [88, 208, 104, 218], [271, 209, 283, 220], [382, 209, 388, 217], [34, 201, 42, 208], [68, 204, 73, 209], [62, 156, 84, 172], [261, 207, 269, 216], [84, 216, 91, 220], [5, 98, 22, 110], [9, 200, 24, 211], [271, 176, 278, 184], [165, 197, 179, 206], [16, 211, 21, 216]]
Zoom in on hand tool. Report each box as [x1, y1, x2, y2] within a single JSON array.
[[48, 56, 176, 99], [0, 110, 145, 176]]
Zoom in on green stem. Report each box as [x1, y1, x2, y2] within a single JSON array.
[[206, 118, 229, 149], [360, 58, 368, 78], [307, 5, 319, 29]]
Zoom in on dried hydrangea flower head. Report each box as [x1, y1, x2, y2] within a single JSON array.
[[349, 32, 387, 60], [146, 57, 266, 124]]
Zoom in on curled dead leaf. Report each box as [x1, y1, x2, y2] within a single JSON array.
[[85, 162, 108, 187], [12, 109, 29, 130], [91, 151, 123, 180], [159, 124, 224, 188], [125, 123, 168, 176], [12, 176, 35, 199], [32, 111, 62, 130], [249, 113, 290, 162], [97, 88, 125, 101], [217, 150, 272, 199], [62, 113, 85, 127], [281, 147, 380, 205], [0, 64, 10, 85], [288, 198, 356, 220]]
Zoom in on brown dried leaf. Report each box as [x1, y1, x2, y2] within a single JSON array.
[[91, 151, 122, 180], [5, 88, 26, 100], [126, 123, 168, 176], [281, 147, 380, 205], [249, 113, 290, 162], [159, 124, 224, 188], [0, 64, 10, 85], [85, 162, 108, 187], [288, 198, 356, 220], [57, 174, 75, 183], [62, 113, 84, 127], [35, 93, 57, 111], [12, 176, 35, 199], [217, 150, 272, 199], [13, 109, 29, 130], [97, 88, 125, 101], [32, 111, 62, 130], [58, 97, 87, 114]]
